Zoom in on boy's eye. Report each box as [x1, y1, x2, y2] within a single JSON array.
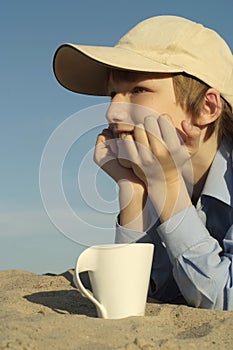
[[132, 86, 148, 94]]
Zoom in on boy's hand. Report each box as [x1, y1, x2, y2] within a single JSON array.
[[94, 128, 150, 231], [116, 115, 201, 187], [94, 128, 143, 184], [116, 115, 198, 221]]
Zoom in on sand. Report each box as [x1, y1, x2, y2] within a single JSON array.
[[1, 269, 233, 350]]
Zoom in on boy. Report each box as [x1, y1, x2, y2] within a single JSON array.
[[53, 16, 233, 310]]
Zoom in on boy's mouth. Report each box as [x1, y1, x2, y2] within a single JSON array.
[[109, 124, 134, 139]]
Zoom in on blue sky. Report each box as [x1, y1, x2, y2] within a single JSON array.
[[1, 0, 233, 274]]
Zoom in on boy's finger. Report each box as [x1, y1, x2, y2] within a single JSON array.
[[157, 115, 181, 151], [181, 121, 201, 148], [134, 123, 153, 162], [95, 129, 112, 144], [117, 134, 138, 165], [144, 115, 162, 140], [95, 129, 117, 154], [144, 115, 165, 155], [134, 123, 150, 148]]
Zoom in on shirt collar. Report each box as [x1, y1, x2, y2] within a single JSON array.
[[201, 138, 233, 207]]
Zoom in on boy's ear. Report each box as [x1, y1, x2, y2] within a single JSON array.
[[195, 88, 222, 126]]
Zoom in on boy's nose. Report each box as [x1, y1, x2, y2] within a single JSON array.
[[106, 99, 131, 124]]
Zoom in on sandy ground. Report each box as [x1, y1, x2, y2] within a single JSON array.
[[1, 270, 233, 350]]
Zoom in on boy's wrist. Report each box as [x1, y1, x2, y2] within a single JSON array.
[[118, 179, 146, 211], [148, 174, 191, 223], [118, 179, 150, 231]]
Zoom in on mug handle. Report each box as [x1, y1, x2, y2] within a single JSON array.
[[73, 247, 107, 318]]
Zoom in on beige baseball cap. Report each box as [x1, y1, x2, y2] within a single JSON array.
[[53, 15, 233, 107]]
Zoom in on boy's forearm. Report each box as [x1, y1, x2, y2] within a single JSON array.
[[118, 181, 151, 232], [148, 174, 191, 223], [118, 173, 191, 231]]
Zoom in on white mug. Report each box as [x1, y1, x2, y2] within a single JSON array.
[[73, 243, 154, 319]]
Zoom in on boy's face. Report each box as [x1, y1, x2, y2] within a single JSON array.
[[106, 72, 190, 138]]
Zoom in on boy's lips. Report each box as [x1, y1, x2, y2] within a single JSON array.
[[109, 124, 134, 139]]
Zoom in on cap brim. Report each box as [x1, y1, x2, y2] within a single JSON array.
[[53, 44, 180, 96]]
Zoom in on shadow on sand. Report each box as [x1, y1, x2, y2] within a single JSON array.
[[24, 270, 97, 317]]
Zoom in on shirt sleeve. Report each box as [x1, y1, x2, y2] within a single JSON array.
[[115, 220, 147, 244], [115, 218, 182, 302], [157, 205, 232, 310]]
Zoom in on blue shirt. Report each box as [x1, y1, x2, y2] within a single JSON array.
[[115, 139, 233, 310]]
